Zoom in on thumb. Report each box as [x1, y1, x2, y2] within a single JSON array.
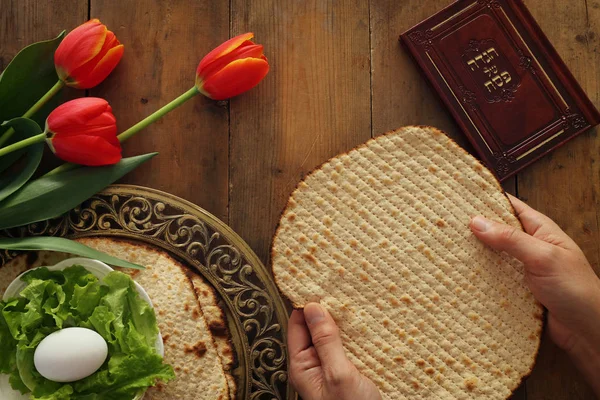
[[304, 303, 352, 378], [470, 216, 555, 269]]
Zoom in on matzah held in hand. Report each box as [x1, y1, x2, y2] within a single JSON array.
[[272, 126, 543, 399]]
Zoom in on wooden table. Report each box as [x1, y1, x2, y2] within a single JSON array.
[[2, 1, 598, 398]]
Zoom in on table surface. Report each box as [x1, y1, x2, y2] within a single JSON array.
[[2, 1, 598, 399]]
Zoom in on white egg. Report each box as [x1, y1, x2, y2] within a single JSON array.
[[34, 327, 108, 383]]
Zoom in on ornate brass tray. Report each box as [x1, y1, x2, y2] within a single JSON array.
[[0, 185, 294, 400]]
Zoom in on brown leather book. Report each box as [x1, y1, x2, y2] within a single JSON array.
[[401, 0, 600, 180]]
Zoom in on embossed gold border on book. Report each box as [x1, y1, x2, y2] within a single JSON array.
[[515, 129, 565, 160], [430, 1, 478, 31], [497, 7, 568, 108]]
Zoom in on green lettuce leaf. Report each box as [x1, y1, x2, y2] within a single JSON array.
[[2, 298, 27, 341], [34, 385, 74, 400], [86, 306, 115, 344], [0, 266, 174, 399], [8, 368, 29, 394], [70, 282, 108, 320], [101, 272, 158, 351], [0, 301, 17, 374], [74, 348, 174, 397]]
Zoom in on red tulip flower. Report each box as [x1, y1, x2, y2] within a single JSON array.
[[195, 33, 269, 100], [45, 97, 121, 166], [54, 19, 124, 89]]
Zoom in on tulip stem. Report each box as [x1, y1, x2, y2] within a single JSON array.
[[118, 87, 199, 142], [0, 80, 64, 148], [44, 87, 199, 177], [0, 133, 46, 158]]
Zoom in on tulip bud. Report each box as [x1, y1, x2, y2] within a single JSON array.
[[54, 19, 124, 89], [195, 33, 269, 100], [45, 97, 122, 166]]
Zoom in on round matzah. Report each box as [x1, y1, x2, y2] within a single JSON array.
[[272, 126, 543, 399]]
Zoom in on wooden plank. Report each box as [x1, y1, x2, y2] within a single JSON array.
[[517, 0, 599, 399], [229, 0, 372, 262], [0, 1, 86, 56], [90, 0, 230, 223], [0, 0, 88, 173], [370, 0, 458, 140]]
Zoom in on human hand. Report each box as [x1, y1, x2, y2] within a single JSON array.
[[470, 194, 600, 395], [288, 303, 382, 400]]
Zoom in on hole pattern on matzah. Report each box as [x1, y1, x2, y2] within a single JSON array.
[[316, 144, 534, 351], [273, 128, 542, 399], [369, 137, 537, 359], [371, 139, 532, 321], [378, 135, 501, 221], [276, 152, 536, 388], [278, 230, 467, 398], [290, 179, 509, 359], [278, 179, 518, 397]]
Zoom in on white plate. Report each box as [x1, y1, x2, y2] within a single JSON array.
[[1, 258, 164, 399]]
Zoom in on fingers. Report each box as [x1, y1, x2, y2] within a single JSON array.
[[505, 194, 527, 213], [507, 194, 577, 250], [289, 304, 382, 400], [303, 303, 353, 379], [470, 215, 556, 269], [288, 309, 311, 357], [288, 309, 322, 398], [508, 194, 555, 234]]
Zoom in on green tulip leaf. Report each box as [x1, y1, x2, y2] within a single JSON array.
[[0, 142, 26, 174], [0, 153, 157, 230], [0, 118, 44, 202], [0, 236, 144, 269], [0, 31, 65, 137]]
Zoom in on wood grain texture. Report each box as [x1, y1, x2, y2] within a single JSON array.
[[0, 0, 85, 60], [90, 0, 230, 222], [370, 0, 458, 140], [229, 0, 372, 262], [517, 0, 599, 399]]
